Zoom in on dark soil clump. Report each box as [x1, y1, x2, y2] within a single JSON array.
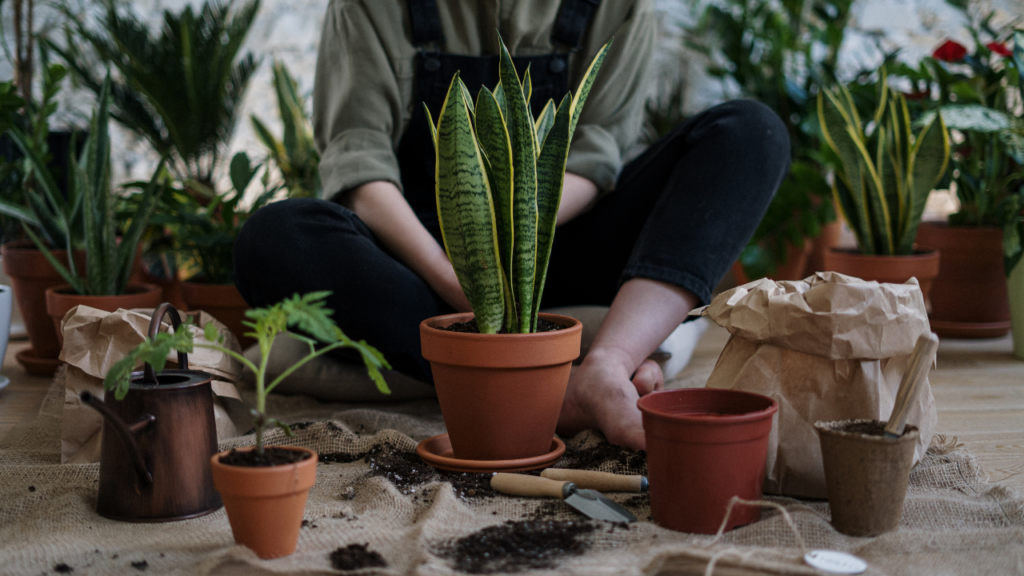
[[841, 421, 887, 436], [560, 441, 646, 474], [131, 560, 149, 571], [54, 564, 73, 573], [438, 520, 595, 573], [321, 444, 495, 498], [218, 447, 311, 467], [329, 544, 387, 571], [440, 318, 566, 334]]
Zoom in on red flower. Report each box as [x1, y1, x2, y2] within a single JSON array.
[[933, 39, 968, 62], [987, 42, 1012, 57], [903, 90, 929, 100]]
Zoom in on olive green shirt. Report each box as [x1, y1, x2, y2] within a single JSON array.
[[313, 0, 656, 199]]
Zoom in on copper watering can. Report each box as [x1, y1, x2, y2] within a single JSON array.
[[81, 303, 222, 522]]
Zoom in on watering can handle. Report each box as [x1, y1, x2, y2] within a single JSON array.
[[142, 303, 189, 383]]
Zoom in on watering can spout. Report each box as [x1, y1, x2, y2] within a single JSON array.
[[80, 391, 155, 486]]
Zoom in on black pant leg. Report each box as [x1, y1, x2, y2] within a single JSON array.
[[542, 100, 790, 308], [233, 198, 453, 382]]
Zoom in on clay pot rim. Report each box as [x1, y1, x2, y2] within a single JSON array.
[[0, 239, 71, 253], [211, 445, 318, 472], [827, 247, 939, 261], [919, 221, 1003, 232], [420, 312, 581, 340], [44, 282, 162, 299], [814, 419, 920, 443], [637, 389, 779, 426]]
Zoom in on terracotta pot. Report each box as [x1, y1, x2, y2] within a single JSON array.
[[45, 283, 163, 346], [2, 242, 86, 374], [180, 282, 253, 349], [211, 446, 318, 559], [420, 312, 582, 461], [733, 240, 813, 284], [804, 220, 843, 277], [823, 248, 940, 301], [637, 388, 778, 534], [916, 223, 1010, 338], [1009, 263, 1024, 360], [815, 420, 919, 537]]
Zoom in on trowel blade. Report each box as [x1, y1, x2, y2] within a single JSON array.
[[563, 487, 637, 523]]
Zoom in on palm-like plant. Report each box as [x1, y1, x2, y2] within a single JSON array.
[[51, 0, 259, 186], [251, 61, 321, 199]]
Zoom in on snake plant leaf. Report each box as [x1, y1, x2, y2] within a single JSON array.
[[534, 99, 556, 151], [847, 122, 893, 254], [898, 111, 949, 254], [475, 87, 518, 330], [435, 73, 505, 333], [880, 100, 903, 232], [523, 66, 532, 105], [530, 94, 573, 329], [569, 41, 612, 136], [116, 160, 167, 293], [459, 78, 475, 118], [7, 127, 72, 247], [818, 89, 874, 253], [870, 69, 889, 131], [423, 103, 437, 154], [498, 34, 538, 332], [493, 83, 509, 125]]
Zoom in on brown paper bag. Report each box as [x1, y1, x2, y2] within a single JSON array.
[[59, 305, 245, 464], [697, 272, 937, 499]]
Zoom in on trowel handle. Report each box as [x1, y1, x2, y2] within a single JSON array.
[[491, 473, 570, 498], [885, 332, 939, 438], [540, 469, 647, 492]]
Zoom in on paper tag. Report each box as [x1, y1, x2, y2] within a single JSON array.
[[804, 550, 867, 574]]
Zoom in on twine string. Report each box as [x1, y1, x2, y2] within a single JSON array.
[[697, 496, 812, 576]]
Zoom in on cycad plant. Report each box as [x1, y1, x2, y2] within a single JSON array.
[[251, 61, 321, 199], [52, 0, 259, 186], [424, 37, 610, 334], [818, 73, 950, 256]]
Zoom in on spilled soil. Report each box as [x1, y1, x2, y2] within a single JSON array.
[[559, 440, 647, 474], [436, 520, 595, 573], [329, 544, 387, 571]]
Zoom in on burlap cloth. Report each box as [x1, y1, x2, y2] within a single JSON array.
[[1, 371, 1023, 575]]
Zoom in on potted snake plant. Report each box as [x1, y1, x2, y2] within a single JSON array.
[[819, 71, 950, 299], [418, 37, 610, 462]]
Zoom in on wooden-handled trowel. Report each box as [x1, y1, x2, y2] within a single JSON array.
[[491, 473, 637, 522]]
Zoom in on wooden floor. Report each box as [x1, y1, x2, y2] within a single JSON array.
[[2, 327, 1022, 492]]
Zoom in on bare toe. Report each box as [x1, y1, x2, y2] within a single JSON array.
[[631, 359, 664, 396]]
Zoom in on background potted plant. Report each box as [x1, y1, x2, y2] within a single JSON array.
[[818, 71, 951, 298], [105, 291, 390, 558], [893, 12, 1023, 337], [418, 38, 607, 462]]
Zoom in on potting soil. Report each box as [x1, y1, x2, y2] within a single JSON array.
[[218, 446, 312, 467], [440, 318, 567, 333], [1, 372, 1023, 575]]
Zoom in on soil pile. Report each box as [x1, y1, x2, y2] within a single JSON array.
[[436, 520, 595, 573], [329, 544, 387, 571]]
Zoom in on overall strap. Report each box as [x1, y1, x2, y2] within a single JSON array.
[[551, 0, 603, 51], [406, 0, 444, 47]]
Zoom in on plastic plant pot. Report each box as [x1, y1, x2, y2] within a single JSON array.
[[637, 388, 778, 534]]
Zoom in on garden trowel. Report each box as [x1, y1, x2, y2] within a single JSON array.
[[490, 473, 637, 522]]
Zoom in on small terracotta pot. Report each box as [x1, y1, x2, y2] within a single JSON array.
[[45, 283, 163, 345], [823, 248, 940, 301], [815, 419, 919, 537], [2, 242, 86, 374], [733, 240, 813, 284], [210, 446, 318, 559], [637, 388, 778, 534], [1009, 263, 1024, 361], [420, 312, 582, 461], [916, 223, 1010, 338], [180, 282, 253, 349]]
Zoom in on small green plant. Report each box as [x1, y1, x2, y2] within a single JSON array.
[[104, 292, 391, 454], [3, 74, 166, 295], [818, 73, 951, 256], [424, 36, 610, 334], [251, 61, 321, 199]]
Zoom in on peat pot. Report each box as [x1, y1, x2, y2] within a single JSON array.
[[211, 446, 318, 559], [815, 419, 919, 537], [45, 283, 163, 346], [823, 248, 940, 301], [180, 282, 253, 349], [80, 303, 222, 522], [1, 242, 86, 374], [916, 223, 1010, 338], [420, 312, 582, 461], [637, 388, 778, 534]]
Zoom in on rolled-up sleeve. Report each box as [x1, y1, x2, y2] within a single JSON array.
[[313, 0, 406, 199], [566, 1, 655, 194]]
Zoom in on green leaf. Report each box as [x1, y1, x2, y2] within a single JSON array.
[[422, 103, 438, 154], [569, 41, 613, 137], [230, 152, 255, 194], [818, 88, 874, 253], [534, 99, 556, 151], [918, 104, 1011, 133], [435, 73, 505, 334], [899, 111, 949, 253]]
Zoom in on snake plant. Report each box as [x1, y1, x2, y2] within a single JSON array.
[[818, 73, 950, 256], [425, 36, 611, 334]]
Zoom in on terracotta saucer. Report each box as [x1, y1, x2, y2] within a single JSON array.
[[929, 319, 1012, 339], [416, 434, 565, 473], [16, 347, 63, 376]]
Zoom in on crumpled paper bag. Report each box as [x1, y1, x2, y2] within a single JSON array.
[[59, 305, 245, 464], [695, 272, 937, 499]]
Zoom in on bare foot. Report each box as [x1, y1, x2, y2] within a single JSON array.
[[557, 349, 664, 451]]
